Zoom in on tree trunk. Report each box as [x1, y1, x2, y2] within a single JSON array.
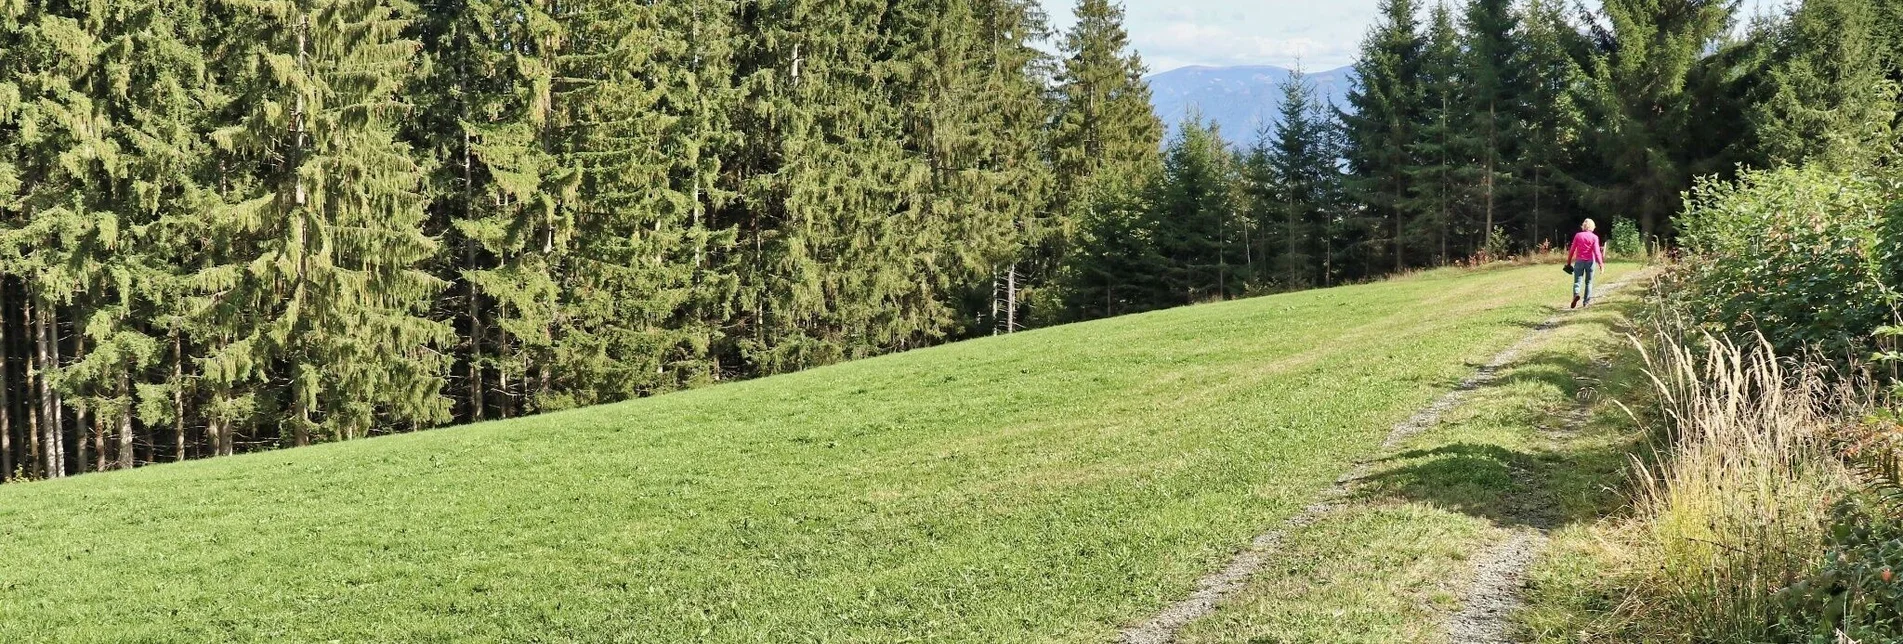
[[118, 370, 133, 470], [461, 89, 485, 421], [1394, 183, 1405, 273], [291, 15, 312, 450], [0, 281, 12, 480], [35, 299, 62, 478], [74, 336, 89, 474], [24, 296, 39, 478], [989, 272, 1000, 336], [92, 411, 104, 473], [173, 333, 186, 462], [1531, 164, 1542, 249], [498, 316, 513, 419], [293, 371, 311, 447], [1005, 265, 1017, 333], [1483, 103, 1496, 255]]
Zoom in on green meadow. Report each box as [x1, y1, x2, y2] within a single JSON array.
[[0, 264, 1630, 642]]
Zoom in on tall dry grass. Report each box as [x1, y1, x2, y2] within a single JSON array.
[[1617, 320, 1863, 641]]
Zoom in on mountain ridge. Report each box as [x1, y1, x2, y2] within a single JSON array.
[[1147, 64, 1356, 143]]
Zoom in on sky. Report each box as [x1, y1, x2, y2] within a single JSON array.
[[1036, 0, 1798, 75]]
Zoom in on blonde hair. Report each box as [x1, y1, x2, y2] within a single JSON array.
[[1582, 218, 1597, 231]]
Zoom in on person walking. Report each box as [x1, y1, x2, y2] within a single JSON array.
[[1566, 219, 1605, 309]]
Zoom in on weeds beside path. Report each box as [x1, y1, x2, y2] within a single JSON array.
[[1166, 267, 1650, 643]]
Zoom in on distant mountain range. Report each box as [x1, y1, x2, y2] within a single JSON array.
[[1147, 65, 1356, 144]]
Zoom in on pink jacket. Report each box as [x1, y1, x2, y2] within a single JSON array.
[[1569, 231, 1604, 264]]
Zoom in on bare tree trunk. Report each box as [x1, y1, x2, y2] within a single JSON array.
[[0, 282, 12, 480], [172, 333, 186, 462], [291, 15, 312, 449], [498, 318, 513, 419], [1005, 265, 1017, 334], [461, 106, 486, 422], [989, 272, 1000, 336], [1242, 214, 1253, 276], [1483, 104, 1496, 255], [35, 299, 62, 478], [1394, 182, 1404, 274], [1531, 164, 1543, 249], [118, 370, 132, 470], [24, 297, 39, 478], [74, 335, 89, 473], [538, 361, 551, 409], [292, 366, 311, 447], [92, 412, 104, 473]]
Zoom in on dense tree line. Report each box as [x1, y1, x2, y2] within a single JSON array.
[[0, 0, 1120, 478], [3, 0, 1899, 479]]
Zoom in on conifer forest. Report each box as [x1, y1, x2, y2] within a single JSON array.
[[0, 0, 1893, 479]]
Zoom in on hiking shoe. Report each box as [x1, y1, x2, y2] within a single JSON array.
[[1570, 295, 1580, 309]]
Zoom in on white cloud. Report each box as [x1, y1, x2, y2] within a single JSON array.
[[1039, 0, 1799, 74], [1039, 0, 1376, 71], [1142, 21, 1356, 71]]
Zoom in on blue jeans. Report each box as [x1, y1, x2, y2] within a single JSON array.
[[1573, 261, 1598, 303]]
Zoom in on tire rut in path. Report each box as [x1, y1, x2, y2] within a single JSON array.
[[1119, 277, 1636, 644]]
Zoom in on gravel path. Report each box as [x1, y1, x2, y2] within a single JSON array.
[[1446, 279, 1636, 644], [1447, 530, 1551, 643], [1120, 275, 1638, 644]]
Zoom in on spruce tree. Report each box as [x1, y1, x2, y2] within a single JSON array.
[[728, 0, 917, 373], [1057, 165, 1166, 319], [55, 0, 218, 470], [210, 0, 450, 445], [1343, 0, 1425, 273], [1512, 0, 1587, 247], [1586, 0, 1735, 243], [0, 0, 94, 476], [1241, 125, 1281, 281], [1148, 116, 1244, 303], [1048, 0, 1164, 277], [546, 0, 735, 407], [1269, 69, 1344, 288], [1408, 2, 1465, 264], [967, 0, 1057, 329], [1460, 0, 1522, 253], [409, 0, 567, 420], [1753, 0, 1898, 170]]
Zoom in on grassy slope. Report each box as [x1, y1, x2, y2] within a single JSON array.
[[1175, 264, 1645, 643], [0, 265, 1610, 642]]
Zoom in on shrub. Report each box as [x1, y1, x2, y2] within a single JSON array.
[[1480, 225, 1512, 263], [1674, 165, 1903, 362], [1608, 221, 1645, 258]]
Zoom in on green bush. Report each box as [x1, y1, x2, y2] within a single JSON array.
[[1608, 221, 1644, 258], [1674, 165, 1903, 361]]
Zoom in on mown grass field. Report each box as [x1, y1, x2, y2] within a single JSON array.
[[0, 264, 1624, 642]]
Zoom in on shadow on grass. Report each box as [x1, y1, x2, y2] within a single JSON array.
[[1507, 299, 1643, 333], [1358, 309, 1652, 532]]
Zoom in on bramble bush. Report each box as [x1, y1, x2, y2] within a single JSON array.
[[1774, 496, 1903, 643], [1675, 165, 1903, 362]]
